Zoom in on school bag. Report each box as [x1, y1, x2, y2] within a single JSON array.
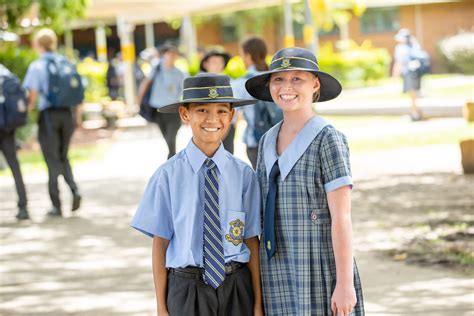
[[408, 46, 431, 77], [45, 55, 84, 109], [0, 66, 28, 132], [253, 99, 283, 142], [139, 63, 161, 122]]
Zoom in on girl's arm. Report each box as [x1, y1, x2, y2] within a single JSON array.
[[244, 236, 264, 316], [327, 185, 357, 316], [152, 236, 170, 316]]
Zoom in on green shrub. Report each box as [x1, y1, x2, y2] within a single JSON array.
[[439, 31, 474, 75], [318, 40, 391, 87], [76, 57, 109, 103], [0, 44, 38, 80]]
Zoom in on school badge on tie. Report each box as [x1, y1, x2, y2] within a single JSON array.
[[225, 219, 244, 246]]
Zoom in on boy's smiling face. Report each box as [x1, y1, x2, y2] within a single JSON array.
[[179, 103, 234, 156]]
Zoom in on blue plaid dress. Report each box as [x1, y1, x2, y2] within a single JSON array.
[[257, 117, 365, 316]]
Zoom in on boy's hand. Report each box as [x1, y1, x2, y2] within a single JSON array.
[[157, 308, 169, 316], [331, 283, 357, 316]]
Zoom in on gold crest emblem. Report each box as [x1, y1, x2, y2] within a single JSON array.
[[281, 58, 291, 68], [208, 87, 219, 99], [225, 219, 244, 246]]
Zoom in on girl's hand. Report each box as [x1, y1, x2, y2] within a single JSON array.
[[254, 306, 264, 316], [331, 283, 357, 316]]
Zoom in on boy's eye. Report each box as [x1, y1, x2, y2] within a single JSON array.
[[292, 77, 301, 81], [197, 108, 207, 113]]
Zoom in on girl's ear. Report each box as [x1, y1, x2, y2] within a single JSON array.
[[178, 105, 190, 124], [313, 76, 321, 93]]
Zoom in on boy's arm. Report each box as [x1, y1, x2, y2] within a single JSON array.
[[244, 236, 264, 316], [152, 236, 170, 316]]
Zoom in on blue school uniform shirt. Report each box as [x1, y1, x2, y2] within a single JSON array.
[[23, 52, 57, 111], [148, 65, 185, 108], [263, 115, 353, 192], [131, 140, 261, 268]]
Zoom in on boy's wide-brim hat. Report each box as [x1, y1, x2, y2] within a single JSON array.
[[245, 47, 342, 102], [200, 50, 231, 72], [157, 73, 256, 113]]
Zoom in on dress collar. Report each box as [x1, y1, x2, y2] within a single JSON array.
[[263, 116, 330, 181]]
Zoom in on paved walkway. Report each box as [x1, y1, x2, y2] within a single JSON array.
[[1, 119, 473, 315]]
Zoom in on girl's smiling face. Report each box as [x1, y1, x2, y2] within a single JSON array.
[[269, 70, 320, 112]]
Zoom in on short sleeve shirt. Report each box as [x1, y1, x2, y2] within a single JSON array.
[[148, 66, 186, 108], [23, 52, 57, 111], [131, 140, 261, 268]]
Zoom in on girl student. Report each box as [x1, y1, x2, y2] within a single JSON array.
[[245, 47, 365, 316]]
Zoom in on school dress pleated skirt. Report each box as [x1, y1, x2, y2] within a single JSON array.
[[257, 126, 365, 316]]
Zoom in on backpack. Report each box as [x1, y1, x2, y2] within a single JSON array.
[[253, 100, 283, 142], [0, 66, 28, 132], [408, 47, 431, 77], [139, 63, 161, 122], [45, 56, 84, 109], [242, 72, 283, 142]]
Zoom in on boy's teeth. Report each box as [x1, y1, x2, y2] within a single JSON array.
[[204, 127, 218, 132]]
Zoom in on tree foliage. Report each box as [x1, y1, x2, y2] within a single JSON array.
[[0, 0, 88, 33]]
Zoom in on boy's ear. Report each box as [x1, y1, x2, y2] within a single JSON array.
[[178, 105, 190, 124]]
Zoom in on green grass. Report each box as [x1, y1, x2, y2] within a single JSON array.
[[0, 144, 106, 176]]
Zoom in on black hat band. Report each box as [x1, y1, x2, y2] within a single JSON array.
[[270, 56, 319, 71], [182, 86, 234, 102]]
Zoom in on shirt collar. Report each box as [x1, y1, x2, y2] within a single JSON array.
[[264, 116, 330, 181], [41, 52, 56, 59], [186, 140, 228, 174]]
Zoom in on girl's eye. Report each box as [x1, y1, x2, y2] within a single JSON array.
[[292, 77, 301, 81], [272, 77, 283, 82]]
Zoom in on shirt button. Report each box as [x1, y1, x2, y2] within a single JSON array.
[[267, 240, 271, 250]]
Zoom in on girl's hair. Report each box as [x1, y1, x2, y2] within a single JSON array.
[[33, 28, 57, 52], [241, 37, 268, 71]]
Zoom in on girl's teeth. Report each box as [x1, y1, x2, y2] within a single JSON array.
[[281, 95, 296, 100]]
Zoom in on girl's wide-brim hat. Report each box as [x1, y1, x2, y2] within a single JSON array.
[[157, 74, 256, 113], [245, 47, 342, 102]]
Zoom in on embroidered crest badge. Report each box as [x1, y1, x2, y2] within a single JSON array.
[[208, 87, 219, 99], [225, 219, 244, 246], [281, 57, 291, 68]]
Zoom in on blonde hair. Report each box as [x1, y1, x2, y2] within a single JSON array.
[[33, 28, 57, 52]]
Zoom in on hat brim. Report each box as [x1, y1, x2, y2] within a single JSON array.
[[157, 98, 257, 114], [245, 68, 342, 102]]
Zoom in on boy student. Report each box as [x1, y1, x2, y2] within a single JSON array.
[[132, 74, 263, 316]]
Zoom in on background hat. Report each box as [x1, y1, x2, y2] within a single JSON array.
[[157, 73, 256, 113], [200, 50, 231, 72], [245, 47, 342, 102], [395, 28, 411, 42], [158, 43, 179, 55]]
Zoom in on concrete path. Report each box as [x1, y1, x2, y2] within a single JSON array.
[[1, 120, 473, 315]]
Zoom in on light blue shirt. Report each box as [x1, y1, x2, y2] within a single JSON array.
[[148, 66, 185, 108], [394, 42, 421, 75], [231, 66, 262, 147], [131, 140, 261, 268], [262, 116, 353, 192], [23, 52, 56, 111]]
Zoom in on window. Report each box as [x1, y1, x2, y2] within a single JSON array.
[[360, 7, 400, 33], [221, 23, 238, 43]]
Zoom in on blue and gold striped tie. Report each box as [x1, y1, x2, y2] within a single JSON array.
[[203, 159, 225, 289]]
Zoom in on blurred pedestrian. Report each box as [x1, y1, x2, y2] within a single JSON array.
[[0, 64, 29, 220], [137, 44, 185, 159], [393, 28, 430, 121], [23, 28, 84, 217], [199, 49, 236, 153], [232, 37, 282, 169], [245, 47, 365, 315]]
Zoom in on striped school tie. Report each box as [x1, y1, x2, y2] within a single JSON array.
[[264, 160, 280, 259], [203, 159, 225, 289]]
